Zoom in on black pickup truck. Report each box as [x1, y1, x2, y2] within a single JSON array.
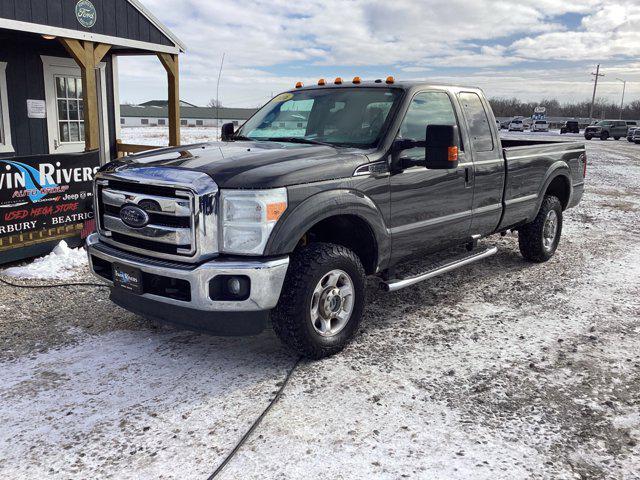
[[87, 79, 586, 358]]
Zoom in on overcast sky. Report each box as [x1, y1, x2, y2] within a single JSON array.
[[118, 0, 640, 108]]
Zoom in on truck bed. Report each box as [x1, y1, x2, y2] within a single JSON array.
[[498, 139, 586, 230]]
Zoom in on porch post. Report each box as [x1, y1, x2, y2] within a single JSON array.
[[59, 39, 111, 152], [158, 53, 181, 146]]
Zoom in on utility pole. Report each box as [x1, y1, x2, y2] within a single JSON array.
[[215, 52, 225, 140], [589, 64, 604, 124], [616, 78, 627, 119]]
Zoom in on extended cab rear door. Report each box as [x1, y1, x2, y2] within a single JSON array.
[[456, 91, 505, 237]]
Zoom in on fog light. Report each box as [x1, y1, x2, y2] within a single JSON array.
[[228, 277, 242, 295], [209, 275, 251, 301]]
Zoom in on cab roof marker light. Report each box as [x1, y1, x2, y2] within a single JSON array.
[[385, 76, 395, 84], [352, 76, 361, 84], [318, 78, 326, 86], [334, 77, 343, 85], [295, 81, 303, 88]]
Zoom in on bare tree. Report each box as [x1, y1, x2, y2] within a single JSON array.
[[207, 99, 223, 108]]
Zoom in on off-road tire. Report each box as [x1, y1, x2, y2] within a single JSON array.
[[271, 243, 366, 359], [518, 195, 563, 263], [585, 135, 592, 140], [600, 131, 609, 140]]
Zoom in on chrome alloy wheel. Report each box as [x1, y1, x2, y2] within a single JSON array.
[[310, 269, 354, 337], [543, 210, 559, 252]]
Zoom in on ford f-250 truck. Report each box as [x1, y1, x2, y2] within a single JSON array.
[[87, 78, 586, 359]]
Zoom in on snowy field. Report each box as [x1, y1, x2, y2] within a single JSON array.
[[1, 132, 639, 479]]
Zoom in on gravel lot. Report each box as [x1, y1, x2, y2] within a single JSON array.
[[1, 133, 638, 479]]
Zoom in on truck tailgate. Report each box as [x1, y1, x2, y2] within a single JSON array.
[[499, 140, 586, 229]]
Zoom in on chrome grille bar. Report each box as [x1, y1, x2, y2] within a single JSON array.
[[102, 215, 193, 246], [102, 189, 192, 216]]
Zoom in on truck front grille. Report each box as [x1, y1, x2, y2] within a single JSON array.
[[94, 168, 219, 263]]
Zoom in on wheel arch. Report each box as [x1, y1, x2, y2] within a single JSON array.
[[264, 189, 391, 274]]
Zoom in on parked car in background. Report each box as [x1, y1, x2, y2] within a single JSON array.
[[560, 121, 580, 134], [633, 129, 640, 144], [509, 119, 524, 131], [627, 127, 639, 142], [531, 120, 550, 132], [584, 120, 628, 140], [625, 121, 637, 127]]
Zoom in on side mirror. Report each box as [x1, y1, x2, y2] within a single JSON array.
[[425, 124, 459, 169], [221, 122, 235, 141]]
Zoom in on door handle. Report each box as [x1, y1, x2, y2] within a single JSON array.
[[464, 166, 472, 188]]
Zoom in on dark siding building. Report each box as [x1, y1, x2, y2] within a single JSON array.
[[0, 0, 185, 264]]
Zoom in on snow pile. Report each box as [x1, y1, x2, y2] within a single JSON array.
[[1, 241, 88, 280]]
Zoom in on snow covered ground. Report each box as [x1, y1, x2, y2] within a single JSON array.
[[0, 134, 639, 479], [1, 241, 87, 280]]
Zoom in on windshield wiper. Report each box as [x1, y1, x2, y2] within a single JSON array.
[[264, 137, 331, 146], [231, 134, 253, 141]]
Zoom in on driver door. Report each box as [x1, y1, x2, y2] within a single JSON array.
[[389, 91, 474, 262]]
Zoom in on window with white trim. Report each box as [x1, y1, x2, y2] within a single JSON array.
[[55, 75, 85, 143], [0, 62, 13, 153]]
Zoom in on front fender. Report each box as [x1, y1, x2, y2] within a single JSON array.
[[264, 189, 391, 269]]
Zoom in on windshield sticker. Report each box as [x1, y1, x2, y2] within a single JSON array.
[[272, 93, 294, 103]]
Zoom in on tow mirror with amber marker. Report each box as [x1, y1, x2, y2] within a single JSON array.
[[221, 122, 235, 141], [424, 124, 459, 169]]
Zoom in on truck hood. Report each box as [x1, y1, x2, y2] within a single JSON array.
[[101, 141, 368, 189]]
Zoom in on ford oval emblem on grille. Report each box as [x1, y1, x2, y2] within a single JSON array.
[[120, 205, 150, 228]]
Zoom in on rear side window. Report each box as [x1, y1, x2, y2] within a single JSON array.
[[458, 92, 494, 152]]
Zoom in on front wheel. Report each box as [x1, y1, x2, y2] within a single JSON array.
[[600, 132, 609, 140], [518, 195, 563, 263], [271, 243, 366, 359], [585, 135, 592, 140]]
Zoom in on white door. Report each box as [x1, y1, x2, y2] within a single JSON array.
[[41, 56, 110, 162]]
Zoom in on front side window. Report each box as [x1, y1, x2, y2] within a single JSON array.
[[397, 91, 459, 160], [55, 75, 84, 143], [238, 88, 402, 148], [0, 62, 13, 153], [458, 92, 494, 152]]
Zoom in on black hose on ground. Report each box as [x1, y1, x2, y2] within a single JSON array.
[[0, 276, 109, 289], [207, 356, 302, 479]]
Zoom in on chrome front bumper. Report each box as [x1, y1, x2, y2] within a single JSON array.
[[86, 234, 289, 312]]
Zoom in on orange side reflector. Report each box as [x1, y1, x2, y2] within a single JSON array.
[[267, 202, 287, 222], [448, 146, 459, 162], [295, 81, 303, 88], [352, 76, 361, 84], [385, 76, 395, 84], [334, 77, 343, 85], [318, 78, 326, 86]]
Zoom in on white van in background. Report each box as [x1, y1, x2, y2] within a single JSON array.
[[531, 120, 550, 132], [508, 119, 525, 132]]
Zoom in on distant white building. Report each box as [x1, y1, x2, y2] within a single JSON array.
[[120, 101, 257, 128]]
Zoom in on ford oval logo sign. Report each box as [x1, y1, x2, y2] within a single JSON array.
[[120, 205, 150, 228]]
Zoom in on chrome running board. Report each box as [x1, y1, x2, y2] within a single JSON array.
[[381, 247, 498, 293]]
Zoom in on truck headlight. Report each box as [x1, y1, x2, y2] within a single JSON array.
[[220, 188, 288, 255]]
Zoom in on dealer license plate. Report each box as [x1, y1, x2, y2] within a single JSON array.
[[113, 264, 143, 294]]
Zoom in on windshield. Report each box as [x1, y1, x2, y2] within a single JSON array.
[[512, 120, 522, 124], [596, 121, 612, 126], [237, 88, 402, 148], [535, 121, 547, 125]]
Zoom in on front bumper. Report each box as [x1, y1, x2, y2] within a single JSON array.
[[86, 233, 289, 313]]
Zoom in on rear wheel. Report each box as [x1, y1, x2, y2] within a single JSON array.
[[585, 134, 592, 140], [518, 195, 563, 263], [271, 243, 366, 359]]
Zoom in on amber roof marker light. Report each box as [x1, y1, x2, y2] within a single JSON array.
[[334, 77, 343, 85], [352, 76, 361, 84], [295, 81, 303, 88], [385, 76, 395, 84], [318, 78, 326, 86]]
